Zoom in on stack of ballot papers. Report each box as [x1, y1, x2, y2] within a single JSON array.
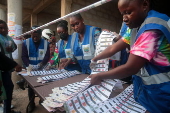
[[37, 70, 81, 83], [91, 31, 120, 74], [26, 64, 67, 76], [64, 79, 123, 113], [41, 77, 91, 112], [29, 69, 65, 76], [93, 85, 146, 113], [64, 84, 146, 113]]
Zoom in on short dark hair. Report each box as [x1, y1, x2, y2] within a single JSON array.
[[0, 19, 7, 27], [57, 20, 68, 31], [31, 25, 42, 34], [70, 13, 83, 20]]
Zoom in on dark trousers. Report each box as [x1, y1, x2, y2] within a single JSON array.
[[28, 86, 35, 104], [2, 71, 14, 113]]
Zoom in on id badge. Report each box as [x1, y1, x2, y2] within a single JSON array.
[[39, 49, 45, 57], [65, 49, 72, 58], [82, 44, 92, 56]]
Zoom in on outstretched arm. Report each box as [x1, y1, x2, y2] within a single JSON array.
[[90, 54, 148, 85], [92, 39, 129, 62], [0, 52, 22, 72]]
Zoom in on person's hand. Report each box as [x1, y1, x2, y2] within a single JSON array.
[[15, 64, 22, 72], [90, 60, 97, 70], [64, 58, 72, 67], [89, 74, 102, 85], [58, 58, 71, 70]]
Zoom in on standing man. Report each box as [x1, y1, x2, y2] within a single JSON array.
[[21, 26, 50, 112], [0, 19, 21, 113]]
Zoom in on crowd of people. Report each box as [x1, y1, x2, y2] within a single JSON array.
[[0, 0, 170, 112]]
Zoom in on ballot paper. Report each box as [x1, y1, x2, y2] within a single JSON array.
[[42, 77, 91, 111], [91, 31, 121, 74], [64, 79, 120, 113], [18, 70, 28, 76], [29, 69, 64, 76], [93, 85, 146, 113], [37, 70, 81, 83], [26, 64, 67, 76], [29, 63, 49, 71], [91, 59, 109, 74], [95, 31, 120, 60]]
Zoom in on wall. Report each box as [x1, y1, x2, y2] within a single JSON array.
[[23, 13, 60, 39], [22, 0, 61, 38], [22, 0, 123, 40], [37, 12, 59, 33], [71, 0, 123, 33]]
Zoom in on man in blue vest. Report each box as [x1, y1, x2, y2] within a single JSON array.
[[21, 26, 50, 112]]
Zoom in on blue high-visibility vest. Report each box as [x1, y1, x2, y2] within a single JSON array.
[[133, 10, 170, 113], [24, 38, 48, 65], [57, 35, 81, 71]]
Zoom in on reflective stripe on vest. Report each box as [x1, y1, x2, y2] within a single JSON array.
[[29, 56, 45, 61], [29, 57, 36, 60], [57, 39, 61, 51], [130, 28, 138, 48], [71, 32, 76, 53], [44, 40, 48, 55], [71, 26, 95, 60], [88, 26, 95, 59], [136, 68, 170, 85], [37, 57, 44, 60], [140, 17, 170, 33], [76, 56, 94, 60], [26, 39, 30, 55]]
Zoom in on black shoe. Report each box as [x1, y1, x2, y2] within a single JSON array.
[[11, 110, 21, 113], [16, 79, 25, 90], [28, 102, 35, 113]]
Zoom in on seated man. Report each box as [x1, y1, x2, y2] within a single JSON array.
[[21, 26, 50, 112]]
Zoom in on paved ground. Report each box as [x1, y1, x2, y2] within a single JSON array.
[[0, 88, 64, 113]]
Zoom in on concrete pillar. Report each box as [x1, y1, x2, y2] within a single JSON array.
[[61, 0, 72, 34], [0, 8, 7, 22], [7, 0, 22, 89]]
